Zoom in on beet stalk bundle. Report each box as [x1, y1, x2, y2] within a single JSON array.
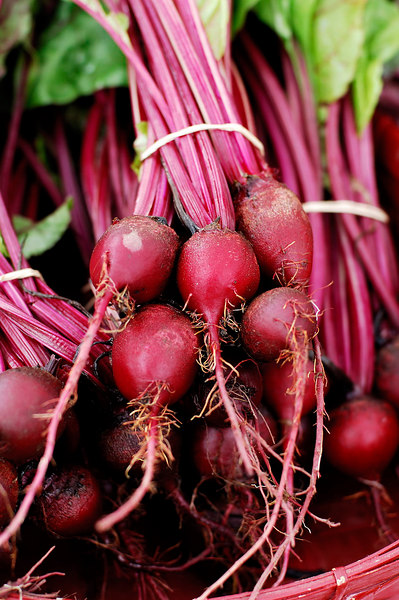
[[63, 1, 328, 596]]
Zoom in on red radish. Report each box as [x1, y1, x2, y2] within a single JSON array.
[[234, 173, 313, 288], [176, 223, 260, 474], [241, 287, 318, 363], [0, 367, 64, 465], [96, 303, 199, 532], [324, 396, 399, 480], [0, 459, 19, 527], [374, 337, 399, 409], [89, 215, 179, 304], [324, 395, 399, 543], [37, 465, 102, 536], [192, 405, 277, 481]]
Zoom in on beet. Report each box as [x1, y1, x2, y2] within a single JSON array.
[[234, 173, 313, 288], [0, 367, 65, 465], [38, 465, 102, 537], [111, 303, 199, 406], [89, 215, 179, 303], [241, 287, 318, 362], [0, 459, 19, 528], [324, 396, 399, 480]]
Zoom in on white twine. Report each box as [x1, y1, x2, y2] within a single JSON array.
[[0, 268, 43, 283], [303, 200, 389, 223], [140, 122, 265, 160]]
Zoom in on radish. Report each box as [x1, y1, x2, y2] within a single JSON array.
[[0, 367, 65, 465], [0, 459, 19, 528], [324, 395, 399, 542], [176, 223, 260, 474], [37, 465, 102, 537], [241, 287, 318, 363], [96, 303, 199, 532], [234, 173, 313, 288]]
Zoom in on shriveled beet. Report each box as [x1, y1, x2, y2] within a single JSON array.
[[374, 337, 399, 409], [89, 215, 179, 303], [99, 416, 144, 476], [0, 367, 65, 465], [38, 465, 102, 537], [0, 459, 19, 527], [234, 173, 313, 288], [324, 396, 399, 480], [112, 304, 199, 406], [192, 405, 277, 481], [241, 287, 318, 362]]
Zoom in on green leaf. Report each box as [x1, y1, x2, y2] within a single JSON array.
[[26, 2, 128, 107], [196, 0, 230, 60], [132, 121, 149, 175], [232, 0, 260, 34], [352, 0, 399, 132], [310, 0, 366, 105], [2, 198, 74, 259], [0, 0, 35, 77], [254, 0, 292, 46]]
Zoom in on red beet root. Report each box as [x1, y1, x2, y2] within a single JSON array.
[[374, 337, 399, 409], [176, 224, 260, 474], [192, 405, 277, 480], [112, 303, 199, 406], [38, 465, 102, 537], [262, 357, 319, 424], [0, 367, 64, 465], [324, 396, 399, 480], [241, 287, 318, 362], [234, 174, 313, 288], [0, 459, 19, 527], [89, 215, 179, 303]]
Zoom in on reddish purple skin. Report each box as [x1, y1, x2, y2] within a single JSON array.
[[241, 287, 318, 362], [99, 416, 145, 475], [374, 338, 399, 409], [235, 174, 313, 287], [262, 357, 318, 423], [176, 225, 260, 324], [201, 359, 263, 427], [323, 396, 399, 480], [0, 367, 64, 465], [39, 466, 102, 537], [89, 216, 179, 303], [112, 304, 199, 406], [0, 459, 19, 527], [192, 406, 277, 480]]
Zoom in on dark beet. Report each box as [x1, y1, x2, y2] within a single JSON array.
[[0, 459, 19, 527], [38, 465, 102, 536]]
